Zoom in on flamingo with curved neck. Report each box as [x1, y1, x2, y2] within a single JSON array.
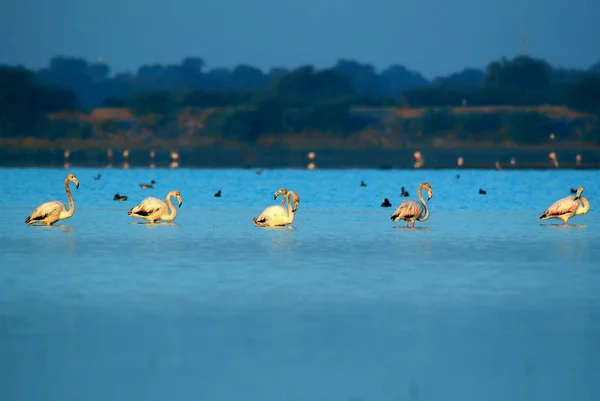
[[391, 182, 433, 228], [540, 186, 590, 225], [253, 188, 299, 227], [25, 173, 80, 226], [128, 190, 183, 223]]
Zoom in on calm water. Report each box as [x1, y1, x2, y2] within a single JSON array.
[[0, 167, 599, 401]]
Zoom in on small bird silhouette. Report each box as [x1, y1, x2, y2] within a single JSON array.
[[94, 174, 101, 180], [360, 180, 367, 187], [381, 198, 392, 207], [214, 190, 222, 197], [139, 180, 156, 189], [479, 189, 487, 195], [400, 187, 409, 197], [113, 193, 128, 201], [570, 188, 577, 194]]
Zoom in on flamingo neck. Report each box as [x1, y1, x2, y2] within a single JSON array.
[[417, 185, 430, 222], [576, 196, 590, 215], [285, 193, 295, 220], [162, 193, 178, 221], [61, 179, 75, 218]]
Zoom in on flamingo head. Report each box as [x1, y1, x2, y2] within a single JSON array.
[[421, 182, 433, 200], [274, 187, 287, 200], [172, 190, 182, 207], [67, 173, 79, 189]]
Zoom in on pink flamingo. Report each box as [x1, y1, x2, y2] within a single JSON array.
[[539, 186, 590, 225], [391, 182, 433, 228]]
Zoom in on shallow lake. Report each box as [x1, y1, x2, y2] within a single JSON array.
[[0, 167, 598, 401]]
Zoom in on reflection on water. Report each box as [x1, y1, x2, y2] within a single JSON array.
[[541, 223, 588, 229], [129, 221, 181, 227], [31, 224, 74, 232], [0, 168, 599, 401]]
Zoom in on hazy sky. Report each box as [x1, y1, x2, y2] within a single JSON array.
[[1, 0, 598, 78]]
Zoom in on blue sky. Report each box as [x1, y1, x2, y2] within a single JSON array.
[[1, 0, 598, 78]]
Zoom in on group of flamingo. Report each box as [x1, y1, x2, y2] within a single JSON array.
[[24, 173, 590, 228]]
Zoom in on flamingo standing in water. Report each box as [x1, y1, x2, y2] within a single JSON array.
[[25, 174, 80, 226], [253, 188, 299, 227], [391, 182, 433, 228], [539, 186, 590, 225], [128, 190, 183, 223]]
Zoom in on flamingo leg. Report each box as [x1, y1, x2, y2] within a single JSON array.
[[412, 221, 415, 228], [564, 220, 568, 226], [405, 221, 409, 228]]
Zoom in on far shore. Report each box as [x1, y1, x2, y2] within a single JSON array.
[[1, 146, 597, 169]]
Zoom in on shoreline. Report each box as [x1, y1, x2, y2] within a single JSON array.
[[1, 148, 597, 169]]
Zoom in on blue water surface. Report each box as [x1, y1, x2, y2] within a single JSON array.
[[0, 167, 599, 401]]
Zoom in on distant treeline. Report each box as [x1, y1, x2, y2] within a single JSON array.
[[1, 55, 599, 148]]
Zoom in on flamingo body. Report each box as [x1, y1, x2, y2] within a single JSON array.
[[392, 200, 424, 223], [253, 205, 294, 227], [25, 201, 68, 225], [128, 190, 182, 223]]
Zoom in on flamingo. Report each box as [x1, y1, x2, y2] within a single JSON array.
[[128, 190, 183, 223], [539, 186, 590, 225], [391, 182, 433, 228], [25, 174, 80, 226], [253, 188, 299, 227]]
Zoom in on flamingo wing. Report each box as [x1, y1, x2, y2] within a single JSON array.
[[391, 200, 423, 222], [540, 196, 579, 219], [25, 201, 64, 224], [128, 197, 166, 217]]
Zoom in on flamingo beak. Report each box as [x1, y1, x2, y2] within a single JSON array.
[[74, 180, 80, 189], [178, 198, 183, 208]]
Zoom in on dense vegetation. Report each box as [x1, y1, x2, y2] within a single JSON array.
[[1, 55, 599, 148]]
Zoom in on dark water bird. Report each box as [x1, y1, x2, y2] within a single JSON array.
[[139, 180, 156, 189], [456, 174, 460, 179], [381, 198, 392, 207], [256, 170, 263, 175], [214, 190, 221, 197], [360, 180, 367, 187], [400, 187, 409, 197], [94, 174, 101, 180], [479, 189, 487, 195], [570, 188, 578, 194], [113, 193, 128, 201]]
